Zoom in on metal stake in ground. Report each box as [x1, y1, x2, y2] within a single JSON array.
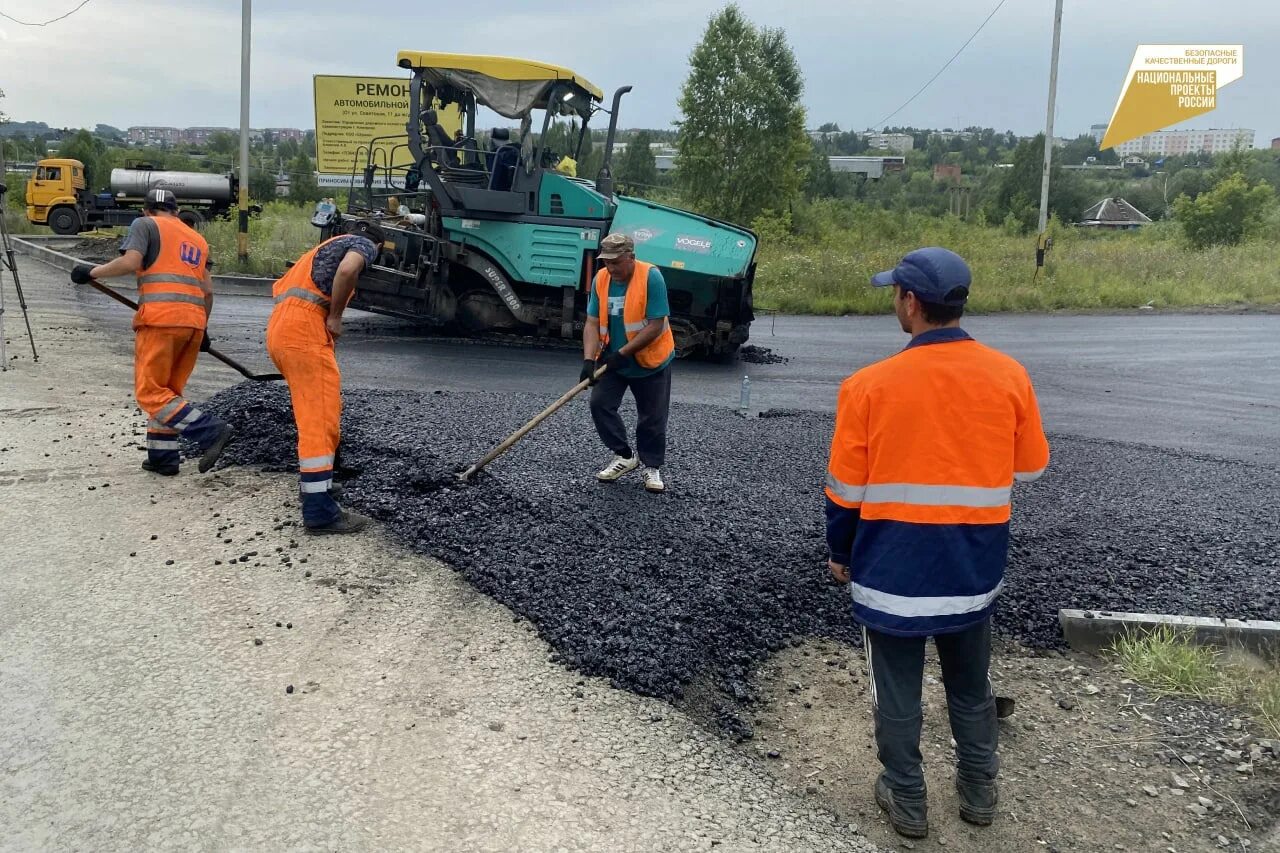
[[0, 180, 40, 369], [457, 365, 609, 481], [83, 278, 283, 382]]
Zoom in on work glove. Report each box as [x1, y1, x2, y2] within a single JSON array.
[[199, 331, 211, 353], [602, 352, 630, 374], [70, 264, 94, 284], [579, 358, 598, 386]]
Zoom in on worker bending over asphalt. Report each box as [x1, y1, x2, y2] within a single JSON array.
[[266, 221, 385, 534], [824, 247, 1050, 840], [580, 232, 676, 493], [71, 189, 233, 477]]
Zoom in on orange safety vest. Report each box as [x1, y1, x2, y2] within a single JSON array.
[[271, 236, 347, 316], [133, 216, 210, 330], [824, 328, 1050, 637], [593, 260, 675, 369]]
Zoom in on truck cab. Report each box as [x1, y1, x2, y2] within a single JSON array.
[[25, 158, 87, 234]]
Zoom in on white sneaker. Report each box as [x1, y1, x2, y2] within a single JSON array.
[[596, 454, 640, 482], [642, 467, 665, 493]]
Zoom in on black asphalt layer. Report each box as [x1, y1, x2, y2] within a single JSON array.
[[205, 382, 1280, 723]]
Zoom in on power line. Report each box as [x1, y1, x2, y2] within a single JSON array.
[[870, 0, 1009, 131], [0, 0, 93, 26]]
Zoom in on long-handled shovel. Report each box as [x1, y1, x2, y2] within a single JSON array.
[[87, 278, 283, 382], [456, 363, 608, 482]]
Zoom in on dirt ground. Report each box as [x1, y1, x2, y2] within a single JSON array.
[[737, 637, 1280, 852]]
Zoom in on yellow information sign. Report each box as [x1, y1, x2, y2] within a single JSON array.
[[1100, 45, 1243, 150], [313, 75, 461, 176]]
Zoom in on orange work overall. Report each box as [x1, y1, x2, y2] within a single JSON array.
[[131, 216, 222, 468], [265, 238, 348, 527]]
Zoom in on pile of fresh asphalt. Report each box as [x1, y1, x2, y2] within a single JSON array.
[[205, 383, 1280, 727]]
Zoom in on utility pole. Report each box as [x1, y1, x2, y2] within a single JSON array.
[[1036, 0, 1064, 269], [237, 0, 252, 262]]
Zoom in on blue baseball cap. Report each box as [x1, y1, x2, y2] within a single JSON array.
[[870, 247, 971, 306]]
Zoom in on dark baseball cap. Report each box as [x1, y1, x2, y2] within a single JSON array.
[[870, 247, 971, 306], [144, 188, 179, 211]]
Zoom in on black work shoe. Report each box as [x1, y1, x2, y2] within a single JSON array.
[[956, 776, 998, 826], [198, 424, 235, 473], [875, 774, 929, 839], [141, 459, 179, 476], [305, 509, 369, 536]]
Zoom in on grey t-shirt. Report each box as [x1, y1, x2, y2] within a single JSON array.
[[118, 216, 213, 270]]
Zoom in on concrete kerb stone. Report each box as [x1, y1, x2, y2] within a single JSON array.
[[11, 235, 275, 297], [1060, 608, 1280, 661]]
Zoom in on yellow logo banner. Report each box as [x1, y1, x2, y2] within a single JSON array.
[[1100, 45, 1243, 150]]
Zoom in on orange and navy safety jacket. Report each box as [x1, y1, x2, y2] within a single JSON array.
[[593, 261, 675, 369], [271, 236, 345, 316], [825, 327, 1050, 637], [133, 216, 210, 330]]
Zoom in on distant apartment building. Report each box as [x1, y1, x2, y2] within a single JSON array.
[[1089, 123, 1108, 144], [864, 132, 914, 153], [127, 126, 183, 145], [1113, 128, 1254, 156], [1272, 137, 1280, 150], [125, 126, 306, 146], [183, 126, 234, 144]]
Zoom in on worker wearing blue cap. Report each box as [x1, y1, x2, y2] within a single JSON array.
[[824, 247, 1050, 839]]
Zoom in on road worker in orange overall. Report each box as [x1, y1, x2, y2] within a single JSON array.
[[71, 189, 233, 476], [266, 220, 384, 534]]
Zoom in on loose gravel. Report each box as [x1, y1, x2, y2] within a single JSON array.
[[205, 383, 1280, 719]]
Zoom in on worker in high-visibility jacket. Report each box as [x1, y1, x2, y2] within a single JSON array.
[[824, 247, 1049, 840], [580, 232, 676, 493], [265, 220, 384, 534], [70, 189, 234, 477]]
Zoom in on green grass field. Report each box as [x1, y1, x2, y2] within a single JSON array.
[[751, 203, 1280, 315]]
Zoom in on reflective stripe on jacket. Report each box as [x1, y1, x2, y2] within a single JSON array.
[[133, 216, 209, 330], [825, 327, 1050, 636], [270, 237, 346, 316], [594, 261, 675, 369]]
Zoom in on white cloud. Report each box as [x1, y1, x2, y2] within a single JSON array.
[[0, 0, 1273, 141]]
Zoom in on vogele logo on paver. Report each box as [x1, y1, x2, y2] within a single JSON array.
[[675, 235, 712, 254], [1100, 45, 1243, 150]]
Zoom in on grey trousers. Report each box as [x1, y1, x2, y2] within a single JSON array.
[[588, 365, 671, 469], [863, 617, 998, 794]]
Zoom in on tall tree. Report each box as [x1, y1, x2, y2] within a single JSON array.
[[616, 130, 657, 194], [986, 135, 1089, 232], [674, 4, 810, 224], [56, 129, 111, 190], [288, 153, 320, 203]]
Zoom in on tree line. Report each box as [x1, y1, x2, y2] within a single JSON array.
[[667, 4, 1277, 248]]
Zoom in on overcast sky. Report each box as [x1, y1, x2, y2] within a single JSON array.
[[1, 0, 1275, 144]]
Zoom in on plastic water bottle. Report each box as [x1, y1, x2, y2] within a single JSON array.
[[739, 375, 751, 417]]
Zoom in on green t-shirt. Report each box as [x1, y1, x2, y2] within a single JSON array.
[[587, 265, 674, 378]]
